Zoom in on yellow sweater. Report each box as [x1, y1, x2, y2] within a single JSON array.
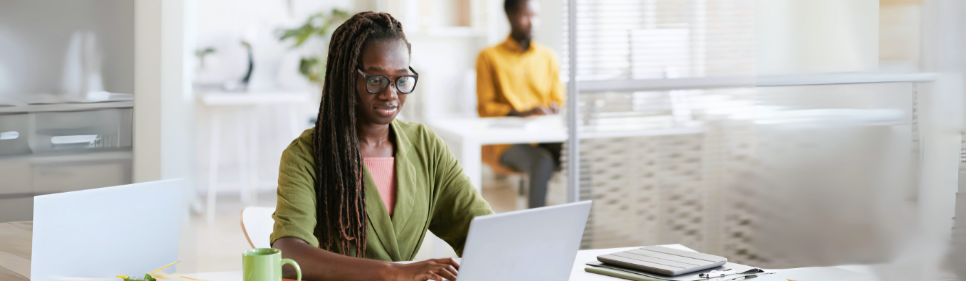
[[476, 36, 566, 173]]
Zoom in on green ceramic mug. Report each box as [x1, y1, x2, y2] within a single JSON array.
[[242, 248, 301, 281]]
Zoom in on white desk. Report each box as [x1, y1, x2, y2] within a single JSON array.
[[428, 116, 567, 190], [176, 247, 659, 281], [179, 245, 881, 281], [428, 116, 704, 190]]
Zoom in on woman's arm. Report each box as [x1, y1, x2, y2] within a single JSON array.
[[274, 237, 391, 280], [275, 237, 459, 281], [425, 127, 496, 255]]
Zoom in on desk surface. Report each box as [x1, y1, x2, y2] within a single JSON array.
[[0, 221, 31, 281], [2, 221, 880, 281], [177, 247, 664, 281], [179, 245, 881, 281]]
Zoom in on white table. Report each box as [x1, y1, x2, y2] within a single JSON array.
[[199, 91, 312, 224], [179, 245, 882, 281], [427, 116, 704, 190], [428, 116, 568, 190], [177, 247, 667, 281]]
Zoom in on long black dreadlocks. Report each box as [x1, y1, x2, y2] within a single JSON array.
[[313, 11, 409, 258]]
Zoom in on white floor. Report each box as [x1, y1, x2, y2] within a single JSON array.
[[182, 172, 568, 273]]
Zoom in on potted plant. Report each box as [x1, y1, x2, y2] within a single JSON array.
[[277, 9, 350, 85]]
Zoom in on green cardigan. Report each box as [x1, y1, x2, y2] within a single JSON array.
[[270, 119, 494, 261]]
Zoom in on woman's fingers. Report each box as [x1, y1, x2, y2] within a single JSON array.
[[438, 264, 458, 280], [419, 270, 441, 281], [427, 258, 457, 281], [434, 258, 459, 278], [404, 258, 459, 281], [438, 258, 460, 270], [435, 266, 457, 280]]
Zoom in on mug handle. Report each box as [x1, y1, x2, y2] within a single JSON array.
[[281, 258, 301, 281]]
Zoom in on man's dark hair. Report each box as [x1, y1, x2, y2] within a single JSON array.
[[504, 0, 528, 15], [312, 11, 409, 258]]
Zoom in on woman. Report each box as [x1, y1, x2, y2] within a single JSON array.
[[270, 12, 493, 281]]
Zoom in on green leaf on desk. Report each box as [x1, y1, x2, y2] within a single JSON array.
[[120, 273, 156, 281]]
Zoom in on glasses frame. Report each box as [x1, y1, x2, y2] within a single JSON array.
[[356, 67, 419, 94]]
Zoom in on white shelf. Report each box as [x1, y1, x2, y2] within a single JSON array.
[[757, 72, 939, 87], [576, 72, 939, 93], [0, 101, 134, 114], [0, 149, 132, 163], [579, 76, 755, 92], [0, 93, 134, 114]]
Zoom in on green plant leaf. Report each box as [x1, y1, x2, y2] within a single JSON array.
[[299, 57, 324, 83], [119, 273, 157, 281], [295, 30, 312, 46], [278, 8, 348, 84], [194, 47, 216, 58]]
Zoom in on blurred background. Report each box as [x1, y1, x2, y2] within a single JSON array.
[[1, 0, 965, 279]]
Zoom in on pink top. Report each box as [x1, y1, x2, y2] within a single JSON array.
[[364, 157, 396, 216]]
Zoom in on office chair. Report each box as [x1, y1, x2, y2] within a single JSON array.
[[240, 206, 276, 249]]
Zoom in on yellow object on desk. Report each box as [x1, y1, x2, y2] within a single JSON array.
[[115, 261, 209, 281]]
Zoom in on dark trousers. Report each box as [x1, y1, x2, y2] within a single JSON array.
[[499, 143, 562, 208]]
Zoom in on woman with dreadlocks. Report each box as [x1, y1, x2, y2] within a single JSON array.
[[269, 12, 493, 281]]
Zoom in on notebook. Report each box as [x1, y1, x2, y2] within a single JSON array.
[[585, 260, 765, 281], [596, 246, 728, 276]]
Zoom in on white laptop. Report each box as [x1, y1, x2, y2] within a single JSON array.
[[31, 180, 184, 281], [457, 200, 592, 281]]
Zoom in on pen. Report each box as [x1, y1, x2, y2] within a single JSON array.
[[713, 271, 777, 281], [700, 268, 735, 278]]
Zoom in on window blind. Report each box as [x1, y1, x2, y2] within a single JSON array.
[[562, 0, 756, 81]]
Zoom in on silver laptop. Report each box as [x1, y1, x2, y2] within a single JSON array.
[[31, 180, 184, 281], [457, 201, 592, 281]]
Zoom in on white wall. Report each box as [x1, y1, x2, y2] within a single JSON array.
[[534, 0, 565, 58], [134, 0, 188, 182], [757, 0, 880, 74]]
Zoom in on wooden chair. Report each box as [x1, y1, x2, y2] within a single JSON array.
[[240, 206, 276, 249]]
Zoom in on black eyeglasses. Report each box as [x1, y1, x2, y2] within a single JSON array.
[[357, 67, 419, 94]]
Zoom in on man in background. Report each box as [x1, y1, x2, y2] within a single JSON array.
[[476, 0, 565, 208]]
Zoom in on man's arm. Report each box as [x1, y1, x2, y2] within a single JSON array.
[[476, 53, 514, 117]]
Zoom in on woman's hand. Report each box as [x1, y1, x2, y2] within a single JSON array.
[[390, 258, 460, 281]]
